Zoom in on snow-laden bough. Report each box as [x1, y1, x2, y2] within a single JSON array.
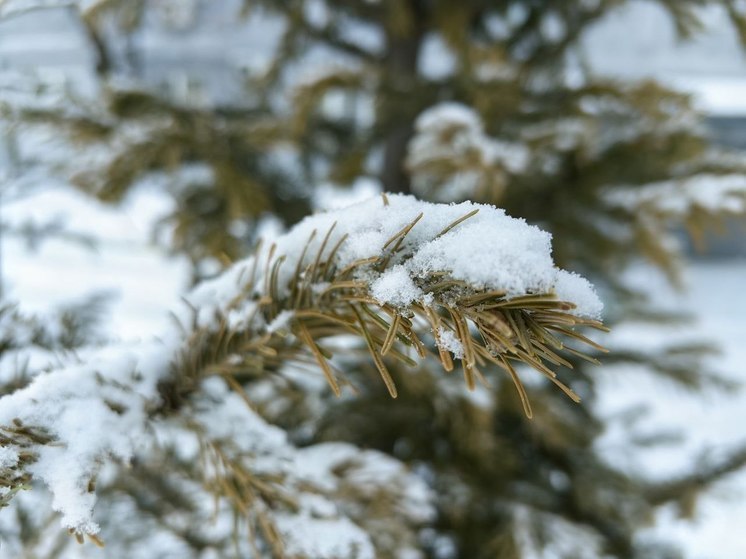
[[0, 194, 606, 550]]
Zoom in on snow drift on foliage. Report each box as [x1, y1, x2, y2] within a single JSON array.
[[406, 103, 530, 201], [204, 193, 601, 317]]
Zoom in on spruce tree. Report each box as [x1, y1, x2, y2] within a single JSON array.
[[2, 1, 746, 557]]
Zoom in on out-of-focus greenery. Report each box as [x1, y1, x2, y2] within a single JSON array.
[[2, 1, 746, 557]]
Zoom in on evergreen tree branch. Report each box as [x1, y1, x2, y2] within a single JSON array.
[[0, 195, 605, 546], [296, 19, 381, 62], [647, 443, 746, 514]]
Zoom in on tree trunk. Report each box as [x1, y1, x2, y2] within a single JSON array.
[[380, 2, 426, 194]]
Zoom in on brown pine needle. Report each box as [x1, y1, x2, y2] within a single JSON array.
[[291, 229, 317, 307], [294, 310, 356, 328], [463, 362, 477, 391], [449, 310, 475, 368], [322, 233, 349, 281], [263, 243, 277, 298], [321, 280, 367, 295], [425, 307, 455, 372], [562, 346, 603, 366], [532, 340, 574, 369], [407, 327, 427, 358], [500, 355, 533, 418], [548, 375, 582, 403], [461, 289, 508, 306], [223, 375, 259, 411], [435, 208, 479, 239], [296, 321, 341, 397], [309, 222, 337, 283], [381, 313, 401, 356], [88, 534, 105, 548], [337, 256, 380, 279], [350, 305, 398, 398], [383, 212, 423, 251], [544, 325, 609, 353]]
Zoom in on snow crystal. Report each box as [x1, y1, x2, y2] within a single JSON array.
[[553, 270, 604, 319], [371, 265, 424, 307], [437, 327, 464, 359], [0, 445, 19, 469]]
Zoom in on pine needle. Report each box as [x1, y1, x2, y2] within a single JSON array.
[[500, 355, 533, 418], [382, 212, 423, 254], [296, 321, 341, 397], [350, 305, 398, 398], [381, 313, 401, 356], [435, 208, 479, 238]]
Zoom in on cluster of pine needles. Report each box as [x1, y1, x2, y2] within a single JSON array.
[[189, 206, 609, 419]]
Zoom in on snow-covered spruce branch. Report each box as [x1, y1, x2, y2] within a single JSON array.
[[0, 194, 605, 546], [606, 174, 746, 219], [605, 174, 746, 254]]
